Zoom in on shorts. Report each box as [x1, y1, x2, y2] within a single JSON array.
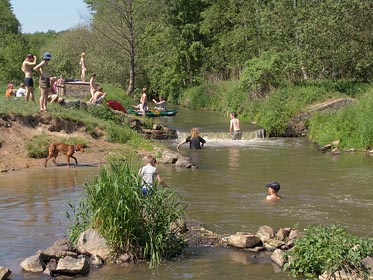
[[232, 130, 242, 140], [39, 77, 50, 89], [24, 77, 34, 87], [141, 185, 153, 196]]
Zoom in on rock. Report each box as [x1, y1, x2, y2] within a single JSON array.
[[43, 258, 58, 276], [288, 229, 303, 240], [257, 225, 275, 240], [56, 256, 89, 276], [38, 238, 77, 262], [157, 150, 178, 164], [362, 256, 373, 272], [169, 218, 188, 234], [76, 229, 111, 261], [89, 254, 104, 268], [318, 268, 364, 280], [263, 238, 286, 250], [0, 266, 11, 280], [114, 253, 133, 264], [271, 249, 286, 267], [228, 233, 262, 249], [175, 154, 193, 168], [275, 228, 286, 241], [20, 254, 45, 273]]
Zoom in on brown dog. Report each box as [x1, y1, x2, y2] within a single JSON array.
[[45, 142, 84, 168]]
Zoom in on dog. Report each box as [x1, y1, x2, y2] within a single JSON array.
[[45, 142, 85, 168]]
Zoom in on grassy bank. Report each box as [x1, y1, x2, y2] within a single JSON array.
[[0, 84, 159, 158], [178, 80, 372, 148]]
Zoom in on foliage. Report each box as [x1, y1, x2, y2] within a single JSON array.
[[309, 88, 373, 149], [285, 224, 373, 279], [25, 132, 51, 158], [66, 161, 186, 267]]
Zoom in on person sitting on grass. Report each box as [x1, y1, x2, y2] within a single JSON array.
[[90, 87, 107, 104]]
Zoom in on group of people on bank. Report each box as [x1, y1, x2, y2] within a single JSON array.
[[7, 51, 107, 112]]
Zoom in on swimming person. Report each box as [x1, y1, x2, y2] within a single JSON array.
[[265, 181, 281, 201], [229, 112, 242, 140], [177, 127, 206, 151]]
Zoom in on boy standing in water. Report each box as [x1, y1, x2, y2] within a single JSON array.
[[229, 112, 242, 140], [265, 181, 281, 201], [138, 155, 166, 195]]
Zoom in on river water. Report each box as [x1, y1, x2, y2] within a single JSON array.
[[0, 106, 372, 279]]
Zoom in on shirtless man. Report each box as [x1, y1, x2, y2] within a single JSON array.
[[21, 54, 37, 102], [229, 112, 242, 140], [265, 181, 281, 201]]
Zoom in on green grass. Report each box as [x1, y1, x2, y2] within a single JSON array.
[[66, 161, 186, 267]]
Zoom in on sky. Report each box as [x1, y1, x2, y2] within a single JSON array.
[[10, 0, 92, 33]]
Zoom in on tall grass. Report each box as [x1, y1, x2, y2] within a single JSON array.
[[66, 161, 186, 267], [309, 89, 373, 149]]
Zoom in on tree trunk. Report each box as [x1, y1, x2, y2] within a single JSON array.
[[127, 0, 135, 97]]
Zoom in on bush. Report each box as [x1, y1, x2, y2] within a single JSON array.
[[66, 161, 186, 267], [285, 225, 373, 279], [25, 133, 51, 158]]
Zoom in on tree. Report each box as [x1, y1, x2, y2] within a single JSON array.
[[85, 0, 140, 96], [0, 0, 28, 83]]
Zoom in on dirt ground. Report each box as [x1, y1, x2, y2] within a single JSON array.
[[0, 113, 130, 172]]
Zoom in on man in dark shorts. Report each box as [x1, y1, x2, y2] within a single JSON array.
[[21, 54, 37, 102]]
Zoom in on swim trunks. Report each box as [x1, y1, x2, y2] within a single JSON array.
[[232, 130, 242, 140], [24, 77, 33, 87]]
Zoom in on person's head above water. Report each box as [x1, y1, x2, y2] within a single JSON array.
[[266, 181, 280, 192]]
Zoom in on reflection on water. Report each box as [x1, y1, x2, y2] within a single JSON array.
[[1, 106, 373, 279]]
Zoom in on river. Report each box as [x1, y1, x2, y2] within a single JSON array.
[[0, 106, 372, 279]]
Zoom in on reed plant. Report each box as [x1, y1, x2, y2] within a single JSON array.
[[66, 161, 186, 267]]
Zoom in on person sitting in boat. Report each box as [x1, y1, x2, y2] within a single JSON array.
[[152, 96, 166, 111], [177, 127, 206, 151]]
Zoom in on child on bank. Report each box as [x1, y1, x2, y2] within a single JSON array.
[[5, 83, 14, 100], [15, 83, 26, 98]]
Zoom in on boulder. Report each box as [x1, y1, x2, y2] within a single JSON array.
[[0, 266, 11, 280], [271, 249, 286, 267], [319, 268, 364, 280], [38, 238, 77, 262], [175, 154, 193, 168], [76, 229, 111, 261], [257, 225, 275, 240], [56, 256, 89, 276], [20, 254, 45, 273], [228, 233, 261, 249], [288, 229, 303, 240], [362, 256, 373, 272], [262, 238, 286, 250], [275, 228, 286, 241]]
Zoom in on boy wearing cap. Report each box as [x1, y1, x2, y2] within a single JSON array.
[[21, 54, 37, 102], [265, 181, 281, 201]]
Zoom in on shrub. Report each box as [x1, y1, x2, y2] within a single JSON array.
[[66, 161, 186, 267], [285, 225, 373, 279], [25, 132, 51, 158]]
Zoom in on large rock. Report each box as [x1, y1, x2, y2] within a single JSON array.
[[175, 154, 193, 168], [0, 266, 11, 280], [228, 233, 261, 249], [271, 249, 286, 267], [38, 238, 77, 262], [76, 229, 111, 261], [56, 256, 89, 276], [319, 268, 364, 280], [257, 225, 275, 240], [20, 254, 44, 273]]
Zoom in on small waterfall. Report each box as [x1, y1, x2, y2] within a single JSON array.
[[177, 128, 266, 141]]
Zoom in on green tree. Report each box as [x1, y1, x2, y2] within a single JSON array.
[[0, 0, 29, 83]]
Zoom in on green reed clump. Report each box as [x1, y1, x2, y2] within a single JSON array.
[[285, 225, 373, 279], [66, 161, 186, 267], [25, 132, 51, 158]]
